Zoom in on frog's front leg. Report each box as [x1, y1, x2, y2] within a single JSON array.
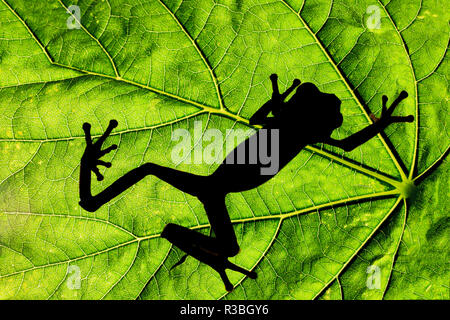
[[249, 75, 300, 125], [325, 91, 414, 152]]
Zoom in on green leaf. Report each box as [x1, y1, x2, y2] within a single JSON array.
[[0, 0, 448, 300]]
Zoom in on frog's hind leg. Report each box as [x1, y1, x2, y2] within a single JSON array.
[[162, 222, 256, 292], [144, 165, 257, 291], [82, 162, 214, 210], [202, 195, 240, 257], [141, 163, 237, 254], [143, 164, 239, 255], [164, 193, 240, 258]]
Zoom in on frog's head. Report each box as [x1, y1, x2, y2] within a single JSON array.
[[281, 83, 343, 139]]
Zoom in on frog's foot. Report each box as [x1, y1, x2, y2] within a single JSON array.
[[82, 120, 118, 181], [162, 223, 257, 292], [379, 91, 414, 124]]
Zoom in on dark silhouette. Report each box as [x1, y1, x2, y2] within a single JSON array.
[[79, 74, 413, 291]]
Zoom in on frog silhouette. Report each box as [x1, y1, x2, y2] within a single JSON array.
[[79, 74, 413, 292]]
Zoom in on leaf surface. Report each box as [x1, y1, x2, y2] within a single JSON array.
[[0, 0, 448, 299]]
